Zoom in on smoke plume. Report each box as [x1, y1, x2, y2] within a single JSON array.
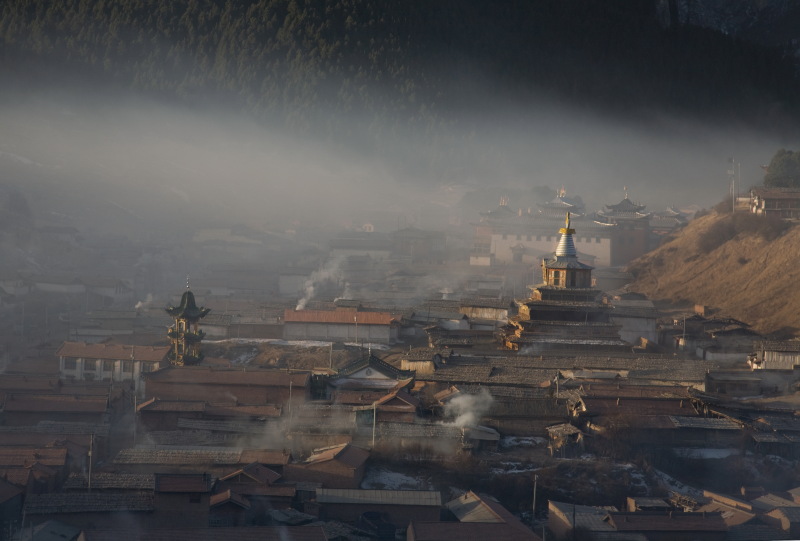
[[296, 257, 344, 310], [443, 387, 494, 428]]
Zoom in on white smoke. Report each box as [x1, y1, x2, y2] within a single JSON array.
[[296, 257, 344, 310], [443, 387, 494, 428], [134, 293, 153, 311]]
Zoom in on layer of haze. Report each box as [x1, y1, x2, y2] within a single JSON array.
[[0, 85, 792, 240]]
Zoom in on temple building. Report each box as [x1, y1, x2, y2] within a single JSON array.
[[470, 191, 659, 269], [594, 192, 652, 266], [500, 214, 629, 354], [165, 288, 210, 366]]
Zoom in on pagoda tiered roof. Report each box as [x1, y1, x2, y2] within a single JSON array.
[[165, 290, 210, 319]]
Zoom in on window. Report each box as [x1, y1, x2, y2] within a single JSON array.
[[64, 358, 76, 370], [103, 360, 114, 372], [122, 361, 133, 373]]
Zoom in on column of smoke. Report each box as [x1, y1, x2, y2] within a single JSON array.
[[443, 387, 494, 427], [295, 257, 344, 310], [134, 293, 153, 313]]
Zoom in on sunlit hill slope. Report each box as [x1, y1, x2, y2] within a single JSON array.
[[627, 210, 798, 337]]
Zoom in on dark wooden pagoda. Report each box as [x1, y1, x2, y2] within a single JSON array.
[[165, 288, 210, 366]]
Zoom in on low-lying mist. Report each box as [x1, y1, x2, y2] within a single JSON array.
[[0, 84, 793, 242]]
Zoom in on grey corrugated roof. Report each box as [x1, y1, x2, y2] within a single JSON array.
[[316, 488, 441, 506], [669, 416, 741, 430], [63, 473, 154, 491], [25, 493, 154, 514], [114, 448, 242, 465]]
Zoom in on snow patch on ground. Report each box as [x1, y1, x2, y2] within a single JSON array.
[[361, 467, 429, 490], [673, 448, 741, 459], [652, 468, 704, 500], [490, 462, 540, 474], [499, 436, 547, 449]]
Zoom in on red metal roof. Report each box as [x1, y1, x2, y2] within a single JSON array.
[[154, 473, 212, 493], [144, 367, 309, 388], [284, 309, 397, 325], [57, 342, 169, 362], [3, 394, 108, 413]]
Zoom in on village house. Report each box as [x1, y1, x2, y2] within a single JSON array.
[[57, 342, 170, 391], [23, 492, 155, 531], [283, 443, 369, 489], [327, 354, 414, 401], [283, 307, 400, 344], [1, 393, 111, 427], [149, 473, 213, 529], [750, 186, 800, 219], [407, 491, 543, 541], [307, 488, 442, 528], [749, 340, 800, 370], [112, 447, 289, 477], [142, 366, 310, 406], [214, 462, 295, 524]]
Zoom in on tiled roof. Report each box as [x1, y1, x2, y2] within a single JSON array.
[[0, 447, 68, 468], [669, 416, 741, 430], [0, 421, 111, 436], [284, 309, 397, 325], [154, 473, 212, 493], [57, 342, 169, 362], [219, 462, 281, 485], [81, 526, 328, 541], [2, 394, 108, 413], [304, 444, 369, 469], [144, 367, 309, 387], [409, 521, 541, 541], [607, 511, 727, 532], [371, 421, 462, 440], [115, 448, 242, 465], [446, 491, 511, 523], [24, 492, 155, 514], [137, 398, 206, 413], [579, 397, 698, 417], [206, 403, 282, 418], [63, 473, 154, 491], [316, 488, 441, 506], [176, 418, 276, 434], [210, 489, 250, 509]]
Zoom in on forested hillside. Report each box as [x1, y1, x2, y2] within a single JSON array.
[[2, 0, 798, 137]]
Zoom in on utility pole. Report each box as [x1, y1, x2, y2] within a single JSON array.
[[532, 473, 538, 519], [88, 433, 94, 493], [372, 401, 377, 448]]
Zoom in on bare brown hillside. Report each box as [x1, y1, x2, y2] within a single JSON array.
[[627, 210, 798, 337]]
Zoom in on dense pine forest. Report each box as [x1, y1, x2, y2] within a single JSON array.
[[2, 1, 798, 129]]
